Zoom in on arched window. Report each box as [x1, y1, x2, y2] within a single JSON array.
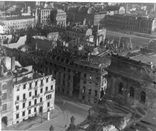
[[130, 87, 135, 98], [118, 82, 124, 95], [140, 91, 146, 103]]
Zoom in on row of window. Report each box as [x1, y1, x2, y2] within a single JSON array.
[[16, 85, 53, 101], [118, 82, 146, 103], [16, 102, 50, 119], [16, 98, 43, 110], [17, 77, 52, 91]]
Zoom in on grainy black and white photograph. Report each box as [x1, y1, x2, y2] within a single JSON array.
[[1, 1, 156, 131]]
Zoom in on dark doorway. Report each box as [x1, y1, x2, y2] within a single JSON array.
[[2, 116, 7, 126], [39, 106, 43, 113], [73, 71, 81, 97]]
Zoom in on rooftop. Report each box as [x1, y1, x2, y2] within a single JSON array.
[[75, 55, 110, 69], [130, 53, 156, 67]]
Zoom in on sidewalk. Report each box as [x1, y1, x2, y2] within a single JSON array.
[[3, 105, 61, 131]]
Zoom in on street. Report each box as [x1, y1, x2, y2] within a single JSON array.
[[28, 96, 91, 131]]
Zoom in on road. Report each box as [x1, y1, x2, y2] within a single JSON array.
[[28, 97, 91, 131]]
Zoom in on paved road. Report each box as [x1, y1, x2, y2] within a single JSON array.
[[28, 97, 90, 131]]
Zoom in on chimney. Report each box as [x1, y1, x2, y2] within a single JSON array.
[[11, 57, 15, 71]]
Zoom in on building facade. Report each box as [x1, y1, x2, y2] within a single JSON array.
[[0, 55, 55, 128], [56, 9, 67, 26], [39, 8, 67, 26], [13, 72, 55, 124], [40, 8, 51, 25], [102, 14, 154, 34], [0, 16, 35, 33], [106, 54, 156, 108]]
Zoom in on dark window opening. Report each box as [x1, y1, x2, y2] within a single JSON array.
[[118, 82, 124, 95], [140, 91, 146, 103], [130, 86, 135, 97]]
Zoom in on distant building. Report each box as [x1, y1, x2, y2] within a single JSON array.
[[65, 25, 93, 41], [40, 8, 51, 25], [0, 16, 35, 33], [38, 7, 66, 26], [56, 9, 66, 26], [102, 14, 154, 34]]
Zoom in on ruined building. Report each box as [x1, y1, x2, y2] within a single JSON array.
[[6, 47, 110, 105]]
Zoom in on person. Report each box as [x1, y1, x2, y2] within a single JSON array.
[[49, 125, 54, 131]]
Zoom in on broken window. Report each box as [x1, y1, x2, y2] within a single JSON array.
[[118, 82, 124, 95], [130, 86, 135, 98], [140, 91, 146, 103]]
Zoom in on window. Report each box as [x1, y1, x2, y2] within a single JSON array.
[[46, 87, 48, 92], [35, 90, 37, 96], [34, 107, 36, 112], [140, 91, 146, 103], [46, 94, 51, 100], [95, 90, 98, 97], [51, 85, 53, 90], [130, 87, 135, 98], [41, 80, 43, 86], [2, 104, 7, 111], [47, 102, 50, 107], [23, 103, 25, 108], [29, 101, 31, 106], [46, 78, 48, 83], [29, 83, 32, 89], [22, 111, 25, 116], [34, 99, 37, 105], [23, 94, 26, 99], [40, 97, 42, 102], [16, 96, 19, 101], [29, 92, 32, 97], [88, 89, 91, 95], [40, 88, 43, 93], [35, 81, 38, 86], [16, 105, 19, 110], [16, 114, 19, 119], [2, 93, 7, 100], [28, 109, 31, 114], [84, 73, 86, 78], [118, 82, 124, 95], [23, 84, 26, 89]]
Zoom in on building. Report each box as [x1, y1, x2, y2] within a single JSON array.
[[0, 15, 35, 33], [102, 14, 154, 34], [0, 57, 14, 129], [106, 54, 156, 108], [56, 9, 66, 26], [39, 7, 66, 26], [65, 25, 93, 41], [0, 55, 55, 128], [40, 8, 52, 25], [7, 47, 110, 105], [12, 65, 55, 124]]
